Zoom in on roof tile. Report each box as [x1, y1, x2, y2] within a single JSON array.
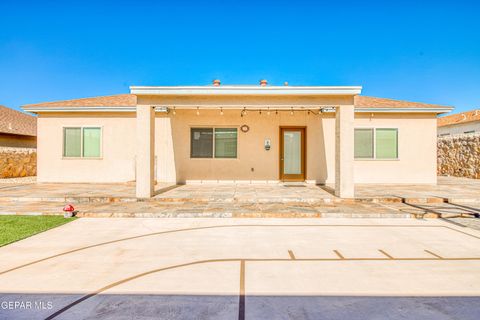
[[23, 94, 136, 108]]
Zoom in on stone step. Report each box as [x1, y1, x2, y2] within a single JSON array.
[[0, 195, 457, 205], [0, 210, 414, 218]]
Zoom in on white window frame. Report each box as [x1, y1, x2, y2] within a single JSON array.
[[190, 126, 239, 159], [354, 127, 399, 161], [62, 126, 103, 159]]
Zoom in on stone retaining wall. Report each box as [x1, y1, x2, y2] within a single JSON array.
[[0, 147, 37, 178], [438, 133, 480, 179]]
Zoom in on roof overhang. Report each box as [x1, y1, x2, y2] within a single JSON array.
[[354, 107, 453, 114], [130, 85, 363, 96], [23, 105, 452, 114], [22, 106, 168, 114]]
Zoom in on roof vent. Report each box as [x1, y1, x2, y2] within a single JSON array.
[[260, 79, 268, 86], [213, 79, 221, 86]]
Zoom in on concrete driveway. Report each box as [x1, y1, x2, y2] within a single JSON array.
[[1, 218, 480, 319]]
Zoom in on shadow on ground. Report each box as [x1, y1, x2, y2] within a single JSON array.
[[1, 293, 480, 320]]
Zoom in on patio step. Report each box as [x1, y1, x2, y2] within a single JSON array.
[[0, 195, 464, 205], [0, 211, 415, 219]]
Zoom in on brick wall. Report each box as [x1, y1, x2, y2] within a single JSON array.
[[0, 147, 37, 178], [438, 133, 480, 179]]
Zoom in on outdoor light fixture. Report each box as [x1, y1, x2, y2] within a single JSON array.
[[290, 107, 294, 115], [173, 107, 176, 115], [196, 107, 200, 116], [220, 107, 223, 115], [241, 107, 247, 117], [267, 107, 270, 116]]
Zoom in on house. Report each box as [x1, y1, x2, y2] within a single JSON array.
[[0, 105, 37, 148], [437, 109, 480, 136], [22, 80, 452, 198]]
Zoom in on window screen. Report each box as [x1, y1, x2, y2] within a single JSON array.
[[63, 128, 81, 157], [354, 129, 374, 159], [376, 129, 398, 159], [191, 128, 213, 158], [83, 127, 101, 157], [214, 128, 237, 158]]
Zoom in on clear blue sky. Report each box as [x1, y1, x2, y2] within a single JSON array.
[[1, 0, 479, 114]]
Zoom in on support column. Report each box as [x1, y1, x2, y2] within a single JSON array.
[[335, 105, 355, 198], [136, 105, 155, 198]]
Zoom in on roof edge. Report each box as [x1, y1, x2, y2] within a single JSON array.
[[130, 86, 363, 96]]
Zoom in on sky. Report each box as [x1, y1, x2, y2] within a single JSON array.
[[0, 0, 479, 114]]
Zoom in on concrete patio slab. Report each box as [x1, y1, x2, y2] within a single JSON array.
[[0, 218, 480, 319], [0, 177, 479, 218]]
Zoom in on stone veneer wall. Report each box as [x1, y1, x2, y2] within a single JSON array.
[[437, 133, 480, 179], [0, 147, 37, 178]]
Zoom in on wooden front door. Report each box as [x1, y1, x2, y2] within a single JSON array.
[[279, 127, 306, 182]]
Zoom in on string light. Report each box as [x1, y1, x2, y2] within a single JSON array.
[[275, 110, 278, 115], [220, 107, 223, 115], [196, 107, 200, 116], [172, 107, 176, 115], [267, 107, 270, 116], [259, 109, 262, 115], [290, 107, 294, 115]]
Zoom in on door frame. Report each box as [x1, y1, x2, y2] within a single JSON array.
[[279, 126, 306, 182]]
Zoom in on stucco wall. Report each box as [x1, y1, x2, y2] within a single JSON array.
[[0, 147, 36, 178], [354, 113, 438, 184], [438, 133, 480, 179], [155, 110, 437, 184], [35, 106, 438, 184], [155, 109, 331, 184], [37, 113, 136, 183]]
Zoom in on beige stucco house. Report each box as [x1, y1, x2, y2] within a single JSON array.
[[22, 80, 452, 198]]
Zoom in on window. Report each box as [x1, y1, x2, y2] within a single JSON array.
[[215, 128, 237, 158], [375, 129, 398, 159], [63, 127, 102, 158], [191, 128, 213, 158], [190, 127, 237, 158], [354, 129, 374, 159], [354, 128, 398, 159]]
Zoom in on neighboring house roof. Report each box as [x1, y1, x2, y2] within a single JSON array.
[[0, 105, 37, 136], [437, 109, 480, 127]]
